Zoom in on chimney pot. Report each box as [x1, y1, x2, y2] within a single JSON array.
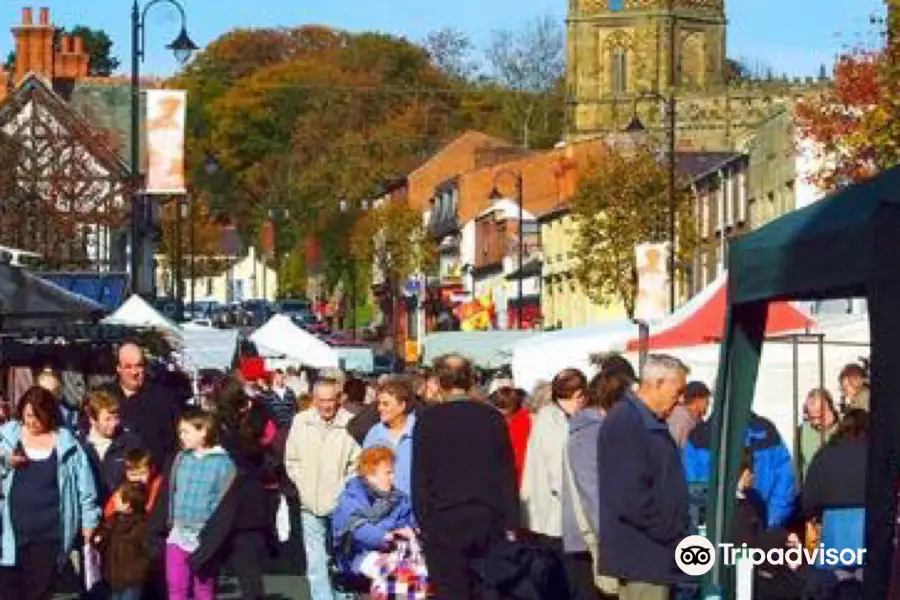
[[22, 7, 33, 25], [73, 35, 84, 55], [38, 7, 48, 25]]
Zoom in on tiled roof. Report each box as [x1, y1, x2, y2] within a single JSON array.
[[675, 151, 746, 181]]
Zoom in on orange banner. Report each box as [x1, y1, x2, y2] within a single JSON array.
[[145, 90, 186, 194]]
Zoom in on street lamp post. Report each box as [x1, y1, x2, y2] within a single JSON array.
[[625, 93, 677, 314], [189, 193, 196, 312], [489, 169, 525, 330], [130, 0, 197, 296]]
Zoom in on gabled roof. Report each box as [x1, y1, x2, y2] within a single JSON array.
[[408, 130, 515, 179], [0, 73, 131, 179]]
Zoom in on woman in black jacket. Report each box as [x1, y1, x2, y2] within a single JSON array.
[[188, 378, 280, 600]]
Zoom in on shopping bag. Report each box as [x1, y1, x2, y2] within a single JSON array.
[[275, 494, 291, 543], [370, 538, 430, 600], [83, 542, 103, 591]]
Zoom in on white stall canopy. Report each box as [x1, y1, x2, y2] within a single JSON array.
[[250, 314, 339, 369], [102, 294, 183, 346], [180, 323, 239, 372]]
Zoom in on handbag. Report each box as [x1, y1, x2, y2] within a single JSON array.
[[563, 448, 620, 596], [370, 538, 430, 600]]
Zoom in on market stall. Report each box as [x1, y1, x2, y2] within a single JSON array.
[[250, 314, 340, 369], [706, 165, 900, 599], [424, 330, 537, 371]]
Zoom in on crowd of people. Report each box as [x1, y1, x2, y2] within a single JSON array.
[[0, 340, 878, 600]]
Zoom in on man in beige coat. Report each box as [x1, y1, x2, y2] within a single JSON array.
[[286, 376, 361, 600]]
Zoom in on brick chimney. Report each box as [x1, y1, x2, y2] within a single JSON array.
[[56, 31, 90, 79], [12, 7, 91, 85], [12, 6, 55, 83]]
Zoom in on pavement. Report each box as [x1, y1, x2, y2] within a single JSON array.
[[54, 539, 312, 599]]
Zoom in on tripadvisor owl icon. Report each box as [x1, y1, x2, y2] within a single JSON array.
[[676, 535, 716, 577]]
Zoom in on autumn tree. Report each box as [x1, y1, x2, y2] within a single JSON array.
[[571, 143, 697, 318], [796, 1, 900, 189], [795, 51, 883, 189], [350, 202, 432, 296], [158, 196, 229, 282]]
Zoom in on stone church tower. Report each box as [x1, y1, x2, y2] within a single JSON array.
[[567, 0, 826, 150]]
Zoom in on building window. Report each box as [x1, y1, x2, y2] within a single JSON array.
[[611, 48, 627, 94], [737, 170, 747, 223], [206, 277, 213, 296]]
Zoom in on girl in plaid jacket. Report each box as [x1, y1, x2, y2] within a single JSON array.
[[164, 410, 236, 600]]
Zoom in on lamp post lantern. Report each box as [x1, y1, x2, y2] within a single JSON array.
[[130, 0, 197, 296]]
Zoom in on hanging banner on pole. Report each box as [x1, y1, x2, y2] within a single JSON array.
[[145, 90, 187, 194], [634, 242, 670, 322]]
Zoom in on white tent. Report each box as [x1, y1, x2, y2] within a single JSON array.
[[250, 314, 339, 369], [622, 314, 870, 458], [102, 295, 183, 345], [511, 321, 639, 392], [180, 323, 239, 373]]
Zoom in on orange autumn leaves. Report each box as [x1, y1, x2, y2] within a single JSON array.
[[796, 2, 900, 190]]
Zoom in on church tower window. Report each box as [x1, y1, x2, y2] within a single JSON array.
[[611, 47, 627, 94]]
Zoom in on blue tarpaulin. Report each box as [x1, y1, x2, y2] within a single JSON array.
[[38, 272, 128, 311]]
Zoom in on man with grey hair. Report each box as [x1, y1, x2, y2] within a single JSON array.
[[596, 354, 690, 599], [286, 376, 360, 600]]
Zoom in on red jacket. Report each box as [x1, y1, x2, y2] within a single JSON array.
[[506, 408, 533, 490]]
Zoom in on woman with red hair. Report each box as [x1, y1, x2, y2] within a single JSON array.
[[331, 447, 416, 577]]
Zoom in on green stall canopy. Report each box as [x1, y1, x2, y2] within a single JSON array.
[[707, 165, 900, 599]]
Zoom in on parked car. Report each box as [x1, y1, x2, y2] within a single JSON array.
[[186, 300, 221, 321], [276, 298, 313, 320], [292, 312, 330, 335], [373, 354, 402, 376], [241, 299, 274, 327]]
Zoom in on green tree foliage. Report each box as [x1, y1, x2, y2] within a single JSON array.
[[571, 143, 697, 318], [349, 202, 433, 291], [67, 26, 119, 76]]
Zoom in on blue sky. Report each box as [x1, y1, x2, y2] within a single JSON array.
[[1, 0, 887, 77]]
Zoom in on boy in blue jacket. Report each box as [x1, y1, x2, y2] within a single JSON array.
[[684, 413, 798, 529]]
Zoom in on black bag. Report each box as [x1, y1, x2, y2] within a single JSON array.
[[474, 539, 569, 600]]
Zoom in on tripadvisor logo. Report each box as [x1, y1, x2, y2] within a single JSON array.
[[675, 535, 868, 577], [676, 536, 716, 576]]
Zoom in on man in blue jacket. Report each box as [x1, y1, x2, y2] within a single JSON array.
[[596, 354, 691, 600], [684, 413, 797, 529]]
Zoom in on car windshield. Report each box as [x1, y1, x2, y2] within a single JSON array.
[[281, 300, 310, 311]]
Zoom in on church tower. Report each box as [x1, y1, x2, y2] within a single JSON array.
[[567, 0, 727, 138]]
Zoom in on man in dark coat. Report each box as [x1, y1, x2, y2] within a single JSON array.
[[412, 353, 520, 600], [596, 354, 690, 600], [107, 343, 182, 471]]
